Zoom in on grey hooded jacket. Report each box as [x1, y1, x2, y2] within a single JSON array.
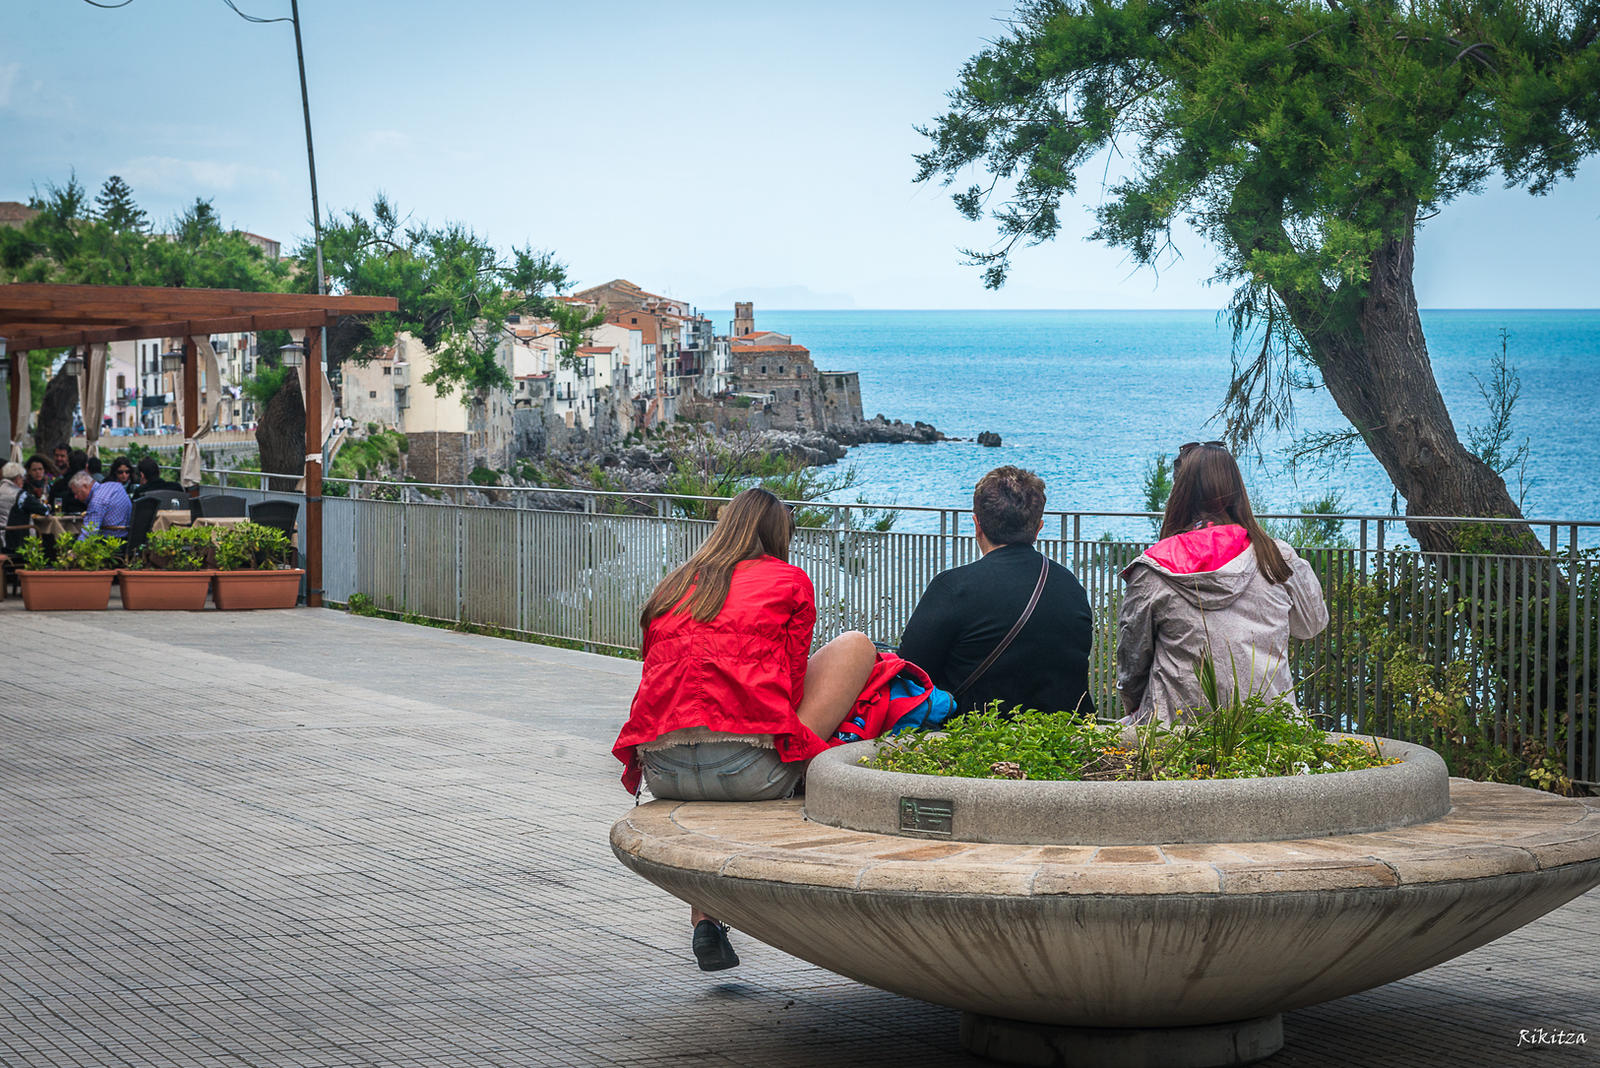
[[1116, 536, 1328, 724]]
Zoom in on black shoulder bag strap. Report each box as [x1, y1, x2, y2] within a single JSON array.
[[954, 554, 1050, 700]]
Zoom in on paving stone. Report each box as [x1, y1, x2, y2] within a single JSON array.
[[0, 602, 1594, 1066]]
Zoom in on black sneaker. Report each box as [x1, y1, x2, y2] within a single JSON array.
[[692, 920, 740, 971]]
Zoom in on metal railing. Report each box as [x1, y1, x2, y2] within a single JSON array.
[[198, 471, 1600, 786]]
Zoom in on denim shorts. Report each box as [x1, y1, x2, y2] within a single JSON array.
[[638, 741, 805, 802]]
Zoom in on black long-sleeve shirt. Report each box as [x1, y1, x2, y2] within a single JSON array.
[[5, 490, 50, 553], [897, 542, 1095, 717]]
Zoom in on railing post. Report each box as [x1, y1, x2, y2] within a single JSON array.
[[585, 494, 598, 653]]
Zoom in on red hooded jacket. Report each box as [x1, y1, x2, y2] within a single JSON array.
[[613, 555, 827, 792]]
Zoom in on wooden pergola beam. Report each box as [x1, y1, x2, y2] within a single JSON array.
[[0, 283, 396, 318], [6, 310, 345, 352]]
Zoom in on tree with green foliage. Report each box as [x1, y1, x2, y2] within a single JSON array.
[[301, 196, 603, 399], [93, 175, 148, 233], [916, 0, 1599, 551], [0, 175, 290, 450], [0, 177, 288, 292]]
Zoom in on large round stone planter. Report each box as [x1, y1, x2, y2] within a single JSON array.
[[611, 735, 1600, 1067]]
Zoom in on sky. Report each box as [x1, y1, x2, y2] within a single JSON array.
[[5, 0, 1598, 310]]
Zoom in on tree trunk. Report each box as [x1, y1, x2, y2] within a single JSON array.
[[34, 369, 78, 463], [256, 375, 306, 492], [1296, 217, 1538, 554]]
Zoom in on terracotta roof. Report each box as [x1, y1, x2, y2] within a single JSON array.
[[576, 345, 615, 354], [732, 345, 810, 354], [0, 201, 39, 224]]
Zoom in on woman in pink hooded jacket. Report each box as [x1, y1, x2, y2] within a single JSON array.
[[1117, 442, 1328, 724]]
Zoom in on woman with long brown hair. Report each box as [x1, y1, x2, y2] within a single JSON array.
[[1116, 442, 1328, 724], [613, 487, 876, 970]]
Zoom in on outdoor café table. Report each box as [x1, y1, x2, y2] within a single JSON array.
[[32, 515, 84, 539], [150, 510, 192, 533], [193, 517, 250, 529]]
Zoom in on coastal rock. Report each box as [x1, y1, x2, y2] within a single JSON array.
[[834, 416, 947, 446], [977, 430, 1002, 447]]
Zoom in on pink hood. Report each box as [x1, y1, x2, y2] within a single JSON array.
[[1144, 524, 1251, 575]]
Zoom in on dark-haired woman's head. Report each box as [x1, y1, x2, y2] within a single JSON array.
[[1162, 442, 1290, 583], [109, 457, 133, 483], [640, 488, 797, 628]]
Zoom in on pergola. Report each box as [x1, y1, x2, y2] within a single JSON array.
[[1, 283, 399, 606]]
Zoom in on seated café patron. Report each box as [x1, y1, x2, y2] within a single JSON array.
[[132, 457, 186, 498], [72, 471, 132, 538]]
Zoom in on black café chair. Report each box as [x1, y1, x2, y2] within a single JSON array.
[[248, 500, 301, 568], [197, 494, 248, 519], [145, 491, 190, 515], [122, 496, 162, 563], [248, 499, 300, 536]]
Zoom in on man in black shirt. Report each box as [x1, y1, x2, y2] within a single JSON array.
[[131, 457, 186, 498], [897, 466, 1095, 717]]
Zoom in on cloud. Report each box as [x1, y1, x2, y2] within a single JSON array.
[[116, 156, 260, 194], [359, 129, 414, 153], [701, 284, 857, 309], [0, 64, 76, 121]]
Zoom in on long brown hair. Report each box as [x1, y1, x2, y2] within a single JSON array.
[[1161, 444, 1291, 583], [639, 487, 796, 629]]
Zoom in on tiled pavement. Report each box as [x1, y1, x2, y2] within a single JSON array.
[[0, 603, 1595, 1067]]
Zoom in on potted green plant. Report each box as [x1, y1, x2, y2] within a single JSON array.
[[119, 526, 215, 610], [211, 521, 303, 610], [14, 533, 122, 611]]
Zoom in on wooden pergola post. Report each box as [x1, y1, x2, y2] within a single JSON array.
[[182, 334, 199, 495], [304, 327, 324, 607], [7, 350, 23, 453]]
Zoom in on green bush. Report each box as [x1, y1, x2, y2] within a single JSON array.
[[139, 526, 212, 571], [50, 533, 123, 572], [215, 521, 293, 571]]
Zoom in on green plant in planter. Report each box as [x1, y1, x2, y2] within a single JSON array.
[[14, 534, 53, 571], [214, 521, 294, 571], [871, 695, 1395, 783], [137, 526, 212, 571], [34, 533, 123, 572]]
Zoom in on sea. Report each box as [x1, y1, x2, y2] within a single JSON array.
[[706, 309, 1599, 538]]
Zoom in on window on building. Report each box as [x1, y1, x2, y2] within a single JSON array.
[[794, 389, 801, 400], [760, 366, 767, 374], [383, 366, 391, 375], [116, 374, 125, 390], [369, 390, 378, 398]]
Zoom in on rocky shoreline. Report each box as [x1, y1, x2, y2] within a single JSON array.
[[368, 415, 949, 506]]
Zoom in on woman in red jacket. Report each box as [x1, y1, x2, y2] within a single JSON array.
[[613, 487, 875, 971]]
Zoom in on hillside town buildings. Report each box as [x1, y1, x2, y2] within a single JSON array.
[[28, 267, 863, 484], [334, 280, 863, 482]]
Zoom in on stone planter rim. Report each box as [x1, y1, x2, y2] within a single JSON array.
[[803, 733, 1450, 845]]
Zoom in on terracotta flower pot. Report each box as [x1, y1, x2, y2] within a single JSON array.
[[212, 569, 304, 610], [118, 569, 215, 611], [18, 570, 117, 611]]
